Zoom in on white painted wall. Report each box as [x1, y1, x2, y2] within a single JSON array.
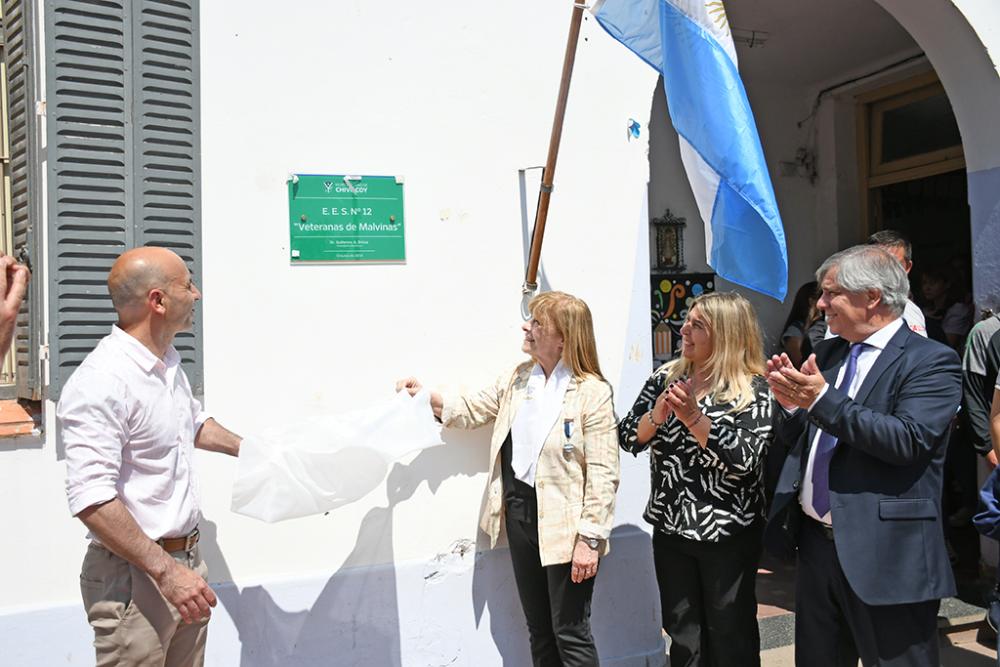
[[1, 1, 668, 665], [196, 0, 658, 584]]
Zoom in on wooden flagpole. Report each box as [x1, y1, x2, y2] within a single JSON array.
[[523, 1, 586, 299]]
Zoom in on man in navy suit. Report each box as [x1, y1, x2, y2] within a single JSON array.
[[765, 244, 961, 666]]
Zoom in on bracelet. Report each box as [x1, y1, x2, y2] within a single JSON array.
[[686, 412, 704, 429], [646, 410, 664, 428]]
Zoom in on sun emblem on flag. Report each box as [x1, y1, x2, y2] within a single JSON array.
[[705, 1, 729, 31]]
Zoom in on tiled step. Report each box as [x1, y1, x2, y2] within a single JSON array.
[[761, 622, 997, 666], [757, 596, 989, 652]]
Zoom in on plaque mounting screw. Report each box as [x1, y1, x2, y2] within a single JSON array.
[[300, 214, 307, 222], [389, 215, 396, 222]]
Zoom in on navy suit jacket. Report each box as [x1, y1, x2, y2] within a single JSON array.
[[764, 323, 961, 606]]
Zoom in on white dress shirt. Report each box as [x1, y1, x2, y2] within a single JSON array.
[[800, 318, 905, 524], [60, 326, 209, 540], [510, 360, 572, 486]]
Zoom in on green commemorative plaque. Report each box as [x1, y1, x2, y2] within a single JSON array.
[[288, 174, 405, 263]]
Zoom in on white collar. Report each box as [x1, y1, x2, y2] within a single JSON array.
[[527, 359, 571, 393], [859, 317, 904, 351], [109, 325, 180, 375]]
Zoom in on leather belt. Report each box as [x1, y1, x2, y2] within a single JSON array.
[[157, 527, 200, 553], [808, 517, 834, 541]]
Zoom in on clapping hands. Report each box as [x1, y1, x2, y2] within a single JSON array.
[[767, 353, 827, 411], [664, 377, 702, 428]]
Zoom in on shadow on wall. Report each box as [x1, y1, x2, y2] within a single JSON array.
[[470, 529, 531, 665], [590, 525, 665, 664], [199, 433, 663, 665], [201, 509, 402, 665], [470, 522, 664, 666], [199, 432, 487, 666]]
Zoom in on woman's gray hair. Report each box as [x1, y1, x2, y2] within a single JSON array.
[[816, 245, 909, 316]]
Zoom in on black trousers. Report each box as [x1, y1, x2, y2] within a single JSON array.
[[505, 513, 599, 667], [795, 518, 940, 667], [652, 523, 762, 667]]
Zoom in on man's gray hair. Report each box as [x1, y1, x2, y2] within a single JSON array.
[[816, 245, 909, 317]]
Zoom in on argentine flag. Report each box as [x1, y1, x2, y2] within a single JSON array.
[[593, 0, 788, 300]]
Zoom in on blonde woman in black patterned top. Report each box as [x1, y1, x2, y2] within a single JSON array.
[[619, 291, 772, 667]]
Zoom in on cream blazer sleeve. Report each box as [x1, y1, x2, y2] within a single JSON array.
[[439, 368, 514, 430], [576, 378, 620, 541]]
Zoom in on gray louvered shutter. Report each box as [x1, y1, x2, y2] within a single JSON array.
[[4, 0, 42, 400], [45, 0, 132, 400], [132, 0, 201, 394], [45, 0, 201, 400]]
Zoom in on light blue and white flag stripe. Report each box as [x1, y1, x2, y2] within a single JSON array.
[[593, 0, 788, 300]]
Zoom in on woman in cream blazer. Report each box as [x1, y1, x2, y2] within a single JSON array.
[[397, 291, 619, 667]]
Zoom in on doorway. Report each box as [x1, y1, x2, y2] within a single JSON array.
[[859, 72, 974, 325], [874, 168, 971, 315]]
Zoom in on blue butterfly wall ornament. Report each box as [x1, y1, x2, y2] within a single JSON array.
[[627, 118, 641, 141]]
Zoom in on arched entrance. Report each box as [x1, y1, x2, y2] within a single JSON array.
[[647, 0, 1000, 343], [875, 0, 1000, 314]]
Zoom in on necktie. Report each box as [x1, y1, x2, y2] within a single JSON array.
[[810, 343, 867, 517]]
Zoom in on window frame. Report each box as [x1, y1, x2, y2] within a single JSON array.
[[856, 71, 966, 235]]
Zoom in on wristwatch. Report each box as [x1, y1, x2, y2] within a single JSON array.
[[578, 535, 601, 550]]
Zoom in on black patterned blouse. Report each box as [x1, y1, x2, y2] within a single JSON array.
[[618, 370, 773, 542]]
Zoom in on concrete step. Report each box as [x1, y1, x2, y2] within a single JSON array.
[[761, 624, 997, 666]]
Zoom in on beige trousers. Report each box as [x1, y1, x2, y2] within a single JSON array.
[[80, 542, 210, 667]]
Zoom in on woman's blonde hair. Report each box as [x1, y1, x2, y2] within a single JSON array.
[[528, 291, 604, 381], [662, 291, 765, 411]]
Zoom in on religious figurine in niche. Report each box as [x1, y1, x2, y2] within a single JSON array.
[[651, 209, 686, 271]]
